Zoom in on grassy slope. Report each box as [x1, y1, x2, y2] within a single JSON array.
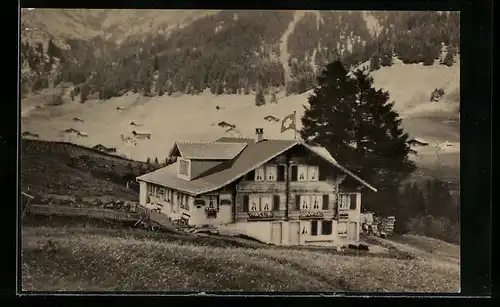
[[21, 60, 459, 178], [21, 224, 459, 292], [21, 139, 148, 200]]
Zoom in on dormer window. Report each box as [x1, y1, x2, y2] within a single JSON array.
[[179, 160, 189, 175], [177, 158, 191, 180]]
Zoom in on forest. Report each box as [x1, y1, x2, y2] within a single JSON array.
[[20, 11, 460, 102]]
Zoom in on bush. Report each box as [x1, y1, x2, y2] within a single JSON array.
[[405, 215, 459, 244]]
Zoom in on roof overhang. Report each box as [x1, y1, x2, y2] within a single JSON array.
[[138, 141, 377, 195]]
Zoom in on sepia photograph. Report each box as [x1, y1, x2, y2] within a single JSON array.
[[19, 9, 460, 293]]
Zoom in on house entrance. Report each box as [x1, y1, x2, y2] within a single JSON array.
[[271, 222, 282, 245], [289, 221, 300, 245]]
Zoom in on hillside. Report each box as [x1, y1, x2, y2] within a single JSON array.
[[21, 222, 460, 292], [21, 139, 155, 200], [20, 10, 459, 99], [21, 59, 460, 184]]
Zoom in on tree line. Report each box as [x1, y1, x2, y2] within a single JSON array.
[[21, 11, 459, 102]]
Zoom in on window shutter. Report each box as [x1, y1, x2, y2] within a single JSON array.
[[273, 195, 280, 211], [311, 221, 318, 236], [277, 165, 285, 181], [322, 194, 329, 210], [243, 195, 249, 212], [322, 221, 333, 235], [291, 165, 298, 181], [350, 194, 357, 210], [318, 168, 327, 181], [295, 195, 301, 210], [247, 170, 255, 181]]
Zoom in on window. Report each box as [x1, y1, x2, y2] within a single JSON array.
[[300, 195, 311, 210], [266, 166, 277, 181], [298, 165, 308, 181], [311, 221, 318, 236], [338, 194, 351, 210], [260, 196, 272, 211], [207, 196, 219, 212], [277, 165, 286, 182], [249, 195, 260, 212], [255, 167, 265, 181], [322, 220, 333, 235], [179, 159, 189, 176], [322, 194, 329, 210], [338, 222, 347, 236], [158, 187, 165, 199], [308, 166, 319, 181], [311, 195, 322, 210], [180, 195, 190, 210], [295, 195, 301, 210]]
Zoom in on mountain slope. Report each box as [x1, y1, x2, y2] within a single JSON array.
[[21, 59, 459, 178], [20, 10, 459, 99]]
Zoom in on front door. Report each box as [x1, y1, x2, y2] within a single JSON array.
[[347, 222, 358, 242], [271, 222, 282, 245], [289, 221, 300, 245]]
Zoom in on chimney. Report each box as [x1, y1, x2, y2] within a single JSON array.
[[255, 128, 264, 142]]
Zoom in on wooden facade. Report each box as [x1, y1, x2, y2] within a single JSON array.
[[140, 144, 364, 246]]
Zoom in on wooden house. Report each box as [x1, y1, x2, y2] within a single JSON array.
[[407, 138, 429, 147], [264, 115, 280, 123], [130, 121, 143, 127], [217, 121, 235, 129], [92, 144, 117, 153], [132, 130, 152, 140], [62, 128, 79, 134], [21, 131, 39, 139], [136, 128, 377, 247], [77, 131, 88, 138]]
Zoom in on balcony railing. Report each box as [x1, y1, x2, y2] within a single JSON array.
[[247, 211, 275, 221], [299, 210, 324, 219]]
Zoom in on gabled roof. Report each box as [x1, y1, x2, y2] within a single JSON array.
[[138, 138, 377, 195], [169, 141, 248, 160], [138, 139, 297, 195]]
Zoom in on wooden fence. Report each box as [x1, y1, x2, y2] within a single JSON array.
[[27, 204, 140, 222]]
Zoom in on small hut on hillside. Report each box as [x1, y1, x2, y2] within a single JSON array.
[[92, 144, 117, 153], [21, 131, 40, 139], [77, 131, 88, 138], [132, 130, 152, 140], [264, 115, 280, 123], [217, 121, 235, 129], [407, 138, 429, 147]]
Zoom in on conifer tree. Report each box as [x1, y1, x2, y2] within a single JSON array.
[[255, 89, 266, 106], [300, 60, 416, 214], [370, 55, 381, 71]]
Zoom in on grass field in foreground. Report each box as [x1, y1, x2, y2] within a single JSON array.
[[21, 222, 460, 293]]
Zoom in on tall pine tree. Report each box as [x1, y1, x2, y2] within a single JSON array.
[[300, 60, 416, 215]]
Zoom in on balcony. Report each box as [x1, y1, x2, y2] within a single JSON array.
[[247, 211, 275, 221], [299, 210, 324, 220]]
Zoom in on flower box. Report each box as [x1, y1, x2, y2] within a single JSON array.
[[247, 211, 274, 220], [205, 207, 218, 213], [299, 211, 324, 219]]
